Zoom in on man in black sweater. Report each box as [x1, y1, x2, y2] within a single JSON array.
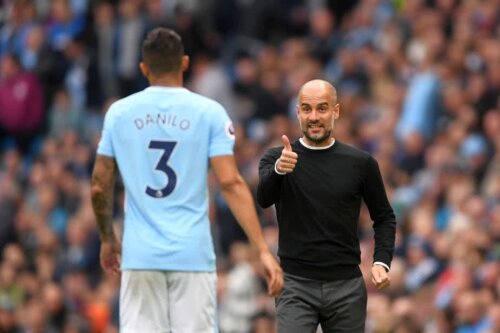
[[257, 79, 396, 333]]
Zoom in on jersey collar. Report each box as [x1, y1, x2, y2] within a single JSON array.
[[145, 86, 187, 93]]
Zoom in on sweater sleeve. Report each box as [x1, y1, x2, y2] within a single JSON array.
[[257, 148, 284, 208], [362, 156, 396, 268]]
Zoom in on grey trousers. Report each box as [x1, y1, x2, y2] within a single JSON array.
[[276, 273, 367, 333]]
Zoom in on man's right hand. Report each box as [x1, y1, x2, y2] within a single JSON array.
[[276, 135, 298, 174], [260, 250, 284, 296]]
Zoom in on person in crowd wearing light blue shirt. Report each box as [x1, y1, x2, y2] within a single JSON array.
[[90, 27, 283, 333]]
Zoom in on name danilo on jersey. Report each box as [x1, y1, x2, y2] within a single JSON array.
[[134, 113, 191, 130]]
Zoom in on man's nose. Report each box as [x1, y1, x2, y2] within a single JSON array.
[[309, 110, 320, 121]]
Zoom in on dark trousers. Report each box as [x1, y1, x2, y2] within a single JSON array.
[[276, 273, 367, 333]]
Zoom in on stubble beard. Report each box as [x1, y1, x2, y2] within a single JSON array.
[[303, 127, 332, 145]]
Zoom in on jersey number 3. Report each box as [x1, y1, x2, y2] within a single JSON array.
[[146, 140, 177, 198]]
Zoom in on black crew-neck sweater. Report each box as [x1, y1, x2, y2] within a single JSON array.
[[257, 140, 396, 281]]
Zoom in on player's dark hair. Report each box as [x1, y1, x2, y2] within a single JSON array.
[[141, 28, 184, 74]]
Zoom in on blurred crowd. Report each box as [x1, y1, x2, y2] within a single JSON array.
[[0, 0, 500, 332]]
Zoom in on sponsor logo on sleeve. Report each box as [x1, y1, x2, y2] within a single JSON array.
[[225, 121, 235, 140]]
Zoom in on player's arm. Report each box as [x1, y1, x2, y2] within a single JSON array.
[[91, 155, 117, 240], [210, 155, 283, 296], [91, 154, 121, 276]]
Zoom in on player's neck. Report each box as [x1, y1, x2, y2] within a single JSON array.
[[148, 73, 184, 88]]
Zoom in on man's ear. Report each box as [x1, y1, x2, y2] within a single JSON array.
[[139, 62, 149, 78], [181, 55, 190, 72]]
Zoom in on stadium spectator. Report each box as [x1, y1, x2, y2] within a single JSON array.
[[0, 53, 44, 154], [0, 0, 37, 58]]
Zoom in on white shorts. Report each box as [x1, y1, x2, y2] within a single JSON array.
[[120, 270, 217, 333]]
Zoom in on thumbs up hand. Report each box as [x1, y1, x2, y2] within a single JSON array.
[[276, 135, 298, 174]]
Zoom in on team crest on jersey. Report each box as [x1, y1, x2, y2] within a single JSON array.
[[225, 121, 235, 140]]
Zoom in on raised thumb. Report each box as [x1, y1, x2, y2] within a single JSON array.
[[282, 135, 292, 151]]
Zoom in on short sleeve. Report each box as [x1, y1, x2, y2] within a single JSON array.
[[208, 103, 235, 157], [97, 105, 117, 157]]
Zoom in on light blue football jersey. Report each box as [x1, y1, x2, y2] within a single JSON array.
[[97, 86, 235, 271]]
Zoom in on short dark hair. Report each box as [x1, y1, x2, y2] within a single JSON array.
[[141, 28, 184, 74]]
